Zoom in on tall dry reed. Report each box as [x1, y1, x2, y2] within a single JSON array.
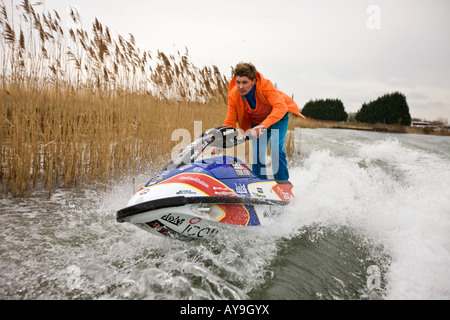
[[0, 1, 228, 101], [0, 83, 228, 197], [0, 0, 229, 197]]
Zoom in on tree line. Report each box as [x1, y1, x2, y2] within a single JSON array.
[[301, 98, 348, 121], [300, 92, 412, 125]]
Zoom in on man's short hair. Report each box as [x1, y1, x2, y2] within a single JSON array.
[[233, 62, 257, 80]]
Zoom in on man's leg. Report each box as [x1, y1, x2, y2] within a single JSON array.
[[269, 113, 289, 181], [252, 128, 270, 180]]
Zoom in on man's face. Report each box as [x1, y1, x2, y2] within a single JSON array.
[[235, 76, 256, 96]]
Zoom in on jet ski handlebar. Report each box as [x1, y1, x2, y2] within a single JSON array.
[[203, 126, 262, 149], [164, 127, 263, 170]]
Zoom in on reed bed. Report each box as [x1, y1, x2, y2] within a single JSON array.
[[0, 0, 229, 197], [1, 85, 228, 197]]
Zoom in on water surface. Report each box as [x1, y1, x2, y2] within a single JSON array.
[[1, 128, 449, 300]]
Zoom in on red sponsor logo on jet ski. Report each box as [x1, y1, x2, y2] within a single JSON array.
[[272, 184, 294, 201], [217, 204, 250, 226], [190, 217, 201, 224], [159, 173, 237, 197]]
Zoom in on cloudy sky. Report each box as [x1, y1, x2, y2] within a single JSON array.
[[13, 0, 450, 120]]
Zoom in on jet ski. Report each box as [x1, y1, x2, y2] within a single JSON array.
[[116, 126, 294, 240]]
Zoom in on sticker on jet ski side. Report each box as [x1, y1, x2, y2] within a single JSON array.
[[161, 213, 185, 226], [145, 220, 171, 235], [272, 184, 294, 201], [145, 217, 219, 239], [180, 224, 219, 238], [231, 162, 252, 177], [234, 183, 248, 194], [247, 181, 293, 202], [157, 173, 238, 197]]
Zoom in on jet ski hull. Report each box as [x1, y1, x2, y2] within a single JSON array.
[[117, 194, 290, 240]]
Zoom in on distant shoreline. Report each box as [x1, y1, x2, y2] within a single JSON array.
[[290, 117, 450, 136]]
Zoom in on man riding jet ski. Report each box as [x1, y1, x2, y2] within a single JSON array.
[[116, 126, 294, 240]]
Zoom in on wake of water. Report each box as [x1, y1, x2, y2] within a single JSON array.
[[1, 129, 449, 300], [282, 129, 450, 299]]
